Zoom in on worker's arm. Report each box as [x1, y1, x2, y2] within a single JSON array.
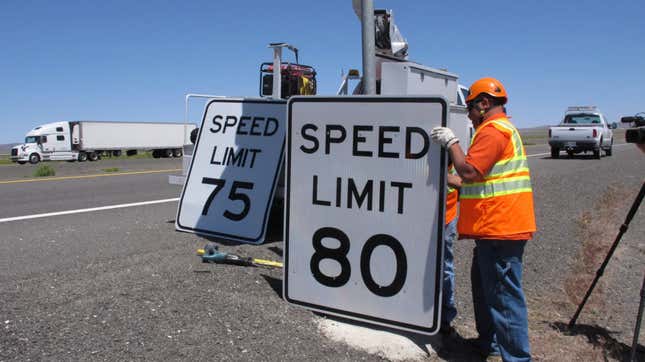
[[447, 143, 483, 182], [432, 126, 506, 183], [431, 127, 483, 182], [447, 169, 463, 189]]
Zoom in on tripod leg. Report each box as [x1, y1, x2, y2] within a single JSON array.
[[569, 182, 645, 328], [630, 272, 645, 362]]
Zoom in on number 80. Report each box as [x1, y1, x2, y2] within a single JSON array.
[[309, 227, 408, 297]]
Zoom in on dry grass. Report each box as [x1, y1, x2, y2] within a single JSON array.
[[564, 187, 629, 308], [527, 294, 612, 361], [526, 185, 639, 361], [33, 164, 56, 177], [519, 127, 550, 145], [0, 154, 11, 165]]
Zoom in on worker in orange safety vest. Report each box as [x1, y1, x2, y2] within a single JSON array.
[[431, 77, 536, 362]]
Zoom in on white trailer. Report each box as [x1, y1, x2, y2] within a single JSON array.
[[10, 121, 196, 164]]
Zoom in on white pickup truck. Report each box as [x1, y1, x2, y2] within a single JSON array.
[[548, 106, 616, 159]]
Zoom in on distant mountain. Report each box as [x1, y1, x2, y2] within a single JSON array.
[[0, 143, 19, 154]]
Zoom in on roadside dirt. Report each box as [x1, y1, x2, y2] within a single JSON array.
[[527, 185, 641, 361], [437, 185, 644, 361]]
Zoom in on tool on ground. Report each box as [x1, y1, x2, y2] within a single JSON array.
[[197, 243, 283, 268]]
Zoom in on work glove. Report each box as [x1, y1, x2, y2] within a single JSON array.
[[431, 127, 459, 148]]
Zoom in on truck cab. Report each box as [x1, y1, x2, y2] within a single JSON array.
[[11, 121, 75, 164]]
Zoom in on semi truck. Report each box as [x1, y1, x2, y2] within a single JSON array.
[[10, 121, 196, 164]]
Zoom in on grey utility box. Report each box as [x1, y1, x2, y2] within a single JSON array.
[[380, 62, 458, 105], [379, 61, 470, 151]]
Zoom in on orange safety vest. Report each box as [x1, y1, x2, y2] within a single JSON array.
[[445, 165, 458, 225], [458, 117, 536, 239]]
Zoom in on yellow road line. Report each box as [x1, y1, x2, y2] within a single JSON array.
[[0, 169, 182, 184]]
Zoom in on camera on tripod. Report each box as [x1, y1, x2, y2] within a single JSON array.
[[621, 112, 645, 144]]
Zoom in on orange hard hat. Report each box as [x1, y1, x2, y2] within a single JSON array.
[[466, 77, 508, 104]]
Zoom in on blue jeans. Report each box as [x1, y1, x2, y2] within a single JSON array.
[[441, 219, 458, 328], [471, 240, 531, 362]]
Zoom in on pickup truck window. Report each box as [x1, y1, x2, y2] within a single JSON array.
[[456, 86, 469, 106], [460, 87, 469, 105], [564, 114, 601, 124]]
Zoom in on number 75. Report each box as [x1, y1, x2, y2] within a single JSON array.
[[201, 177, 254, 221]]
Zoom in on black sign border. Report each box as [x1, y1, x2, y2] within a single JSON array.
[[284, 96, 448, 335], [176, 98, 286, 244]]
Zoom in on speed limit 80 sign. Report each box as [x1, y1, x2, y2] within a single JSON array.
[[176, 98, 286, 244], [284, 96, 447, 335]]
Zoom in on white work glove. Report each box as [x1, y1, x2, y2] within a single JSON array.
[[431, 127, 459, 148]]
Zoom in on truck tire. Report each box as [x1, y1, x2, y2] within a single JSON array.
[[173, 149, 183, 158], [163, 149, 173, 158], [88, 152, 99, 161], [112, 150, 122, 157], [78, 152, 87, 162], [551, 147, 559, 159], [152, 150, 161, 158], [594, 137, 603, 159], [605, 139, 613, 156], [29, 153, 40, 164], [190, 128, 199, 144]]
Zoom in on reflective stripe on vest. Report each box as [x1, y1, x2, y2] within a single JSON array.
[[447, 166, 458, 195], [445, 165, 459, 224], [460, 119, 532, 200]]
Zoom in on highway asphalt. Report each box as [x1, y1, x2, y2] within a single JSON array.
[[0, 145, 643, 361]]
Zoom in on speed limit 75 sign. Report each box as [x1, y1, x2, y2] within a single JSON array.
[[284, 96, 447, 335], [176, 98, 286, 244]]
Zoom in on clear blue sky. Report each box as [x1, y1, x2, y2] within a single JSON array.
[[1, 0, 643, 144]]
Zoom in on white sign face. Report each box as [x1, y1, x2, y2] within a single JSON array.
[[284, 96, 447, 335], [176, 98, 286, 244]]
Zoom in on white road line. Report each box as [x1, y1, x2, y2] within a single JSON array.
[[527, 152, 550, 158], [0, 198, 179, 224]]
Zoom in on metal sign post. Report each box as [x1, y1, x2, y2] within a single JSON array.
[[360, 0, 376, 95], [284, 96, 447, 335]]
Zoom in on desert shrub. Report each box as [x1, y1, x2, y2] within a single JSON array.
[[33, 164, 56, 177]]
